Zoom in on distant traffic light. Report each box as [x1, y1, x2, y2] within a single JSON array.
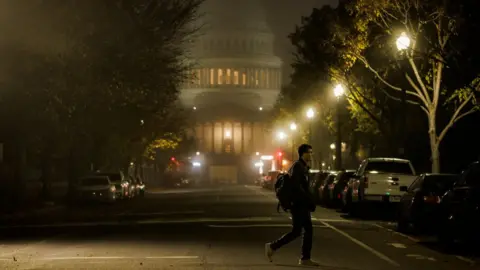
[[170, 157, 176, 161], [277, 151, 283, 157]]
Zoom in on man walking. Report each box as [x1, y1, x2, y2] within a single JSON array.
[[265, 144, 319, 266]]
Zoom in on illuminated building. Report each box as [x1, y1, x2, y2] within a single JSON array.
[[180, 0, 282, 183]]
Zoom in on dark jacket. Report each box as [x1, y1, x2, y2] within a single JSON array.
[[288, 159, 315, 211]]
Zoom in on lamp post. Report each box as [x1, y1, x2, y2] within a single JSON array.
[[306, 108, 315, 145], [396, 32, 411, 157], [306, 108, 315, 168], [289, 122, 297, 160], [333, 84, 345, 170]]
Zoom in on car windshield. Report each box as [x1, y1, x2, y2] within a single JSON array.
[[81, 177, 109, 186], [366, 161, 413, 174]]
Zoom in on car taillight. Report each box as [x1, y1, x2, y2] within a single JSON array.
[[423, 195, 440, 204], [364, 176, 369, 188]]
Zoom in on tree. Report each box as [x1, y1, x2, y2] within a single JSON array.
[[339, 0, 480, 172], [0, 0, 203, 201]]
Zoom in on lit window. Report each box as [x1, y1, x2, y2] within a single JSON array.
[[233, 70, 239, 85], [226, 69, 231, 84], [210, 69, 214, 85], [242, 72, 246, 85], [266, 69, 270, 88], [260, 69, 265, 88], [255, 69, 259, 86], [218, 69, 223, 85]]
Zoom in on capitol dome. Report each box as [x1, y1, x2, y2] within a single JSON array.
[[180, 0, 282, 111], [199, 0, 271, 33]]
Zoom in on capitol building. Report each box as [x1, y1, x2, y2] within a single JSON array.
[[180, 0, 282, 183]]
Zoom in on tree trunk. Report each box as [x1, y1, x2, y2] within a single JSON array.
[[428, 113, 440, 173]]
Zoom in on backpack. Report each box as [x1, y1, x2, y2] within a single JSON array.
[[274, 172, 293, 212]]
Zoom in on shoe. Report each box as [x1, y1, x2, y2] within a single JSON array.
[[265, 243, 274, 262], [299, 259, 320, 266]]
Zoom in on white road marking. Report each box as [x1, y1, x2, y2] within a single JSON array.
[[321, 221, 400, 267], [406, 254, 436, 261], [208, 224, 327, 228], [138, 217, 274, 224], [39, 256, 199, 260], [0, 221, 119, 229], [455, 256, 476, 264], [388, 243, 407, 249], [244, 185, 275, 199], [373, 224, 420, 243], [115, 211, 204, 216], [0, 217, 278, 229]]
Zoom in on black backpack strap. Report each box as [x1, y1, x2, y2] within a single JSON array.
[[277, 202, 281, 213]]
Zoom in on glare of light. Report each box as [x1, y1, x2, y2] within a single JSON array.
[[196, 151, 200, 156], [396, 32, 411, 51], [333, 84, 345, 97], [330, 143, 335, 150], [140, 119, 144, 125], [282, 159, 288, 166], [259, 107, 263, 111], [130, 162, 134, 166], [276, 130, 287, 140], [321, 162, 326, 167], [255, 152, 260, 156], [193, 106, 197, 110], [225, 130, 232, 138], [306, 108, 315, 119], [332, 155, 336, 160], [289, 122, 297, 131], [192, 162, 201, 167], [260, 155, 273, 160], [254, 161, 264, 167]]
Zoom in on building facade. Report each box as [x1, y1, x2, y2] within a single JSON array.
[[180, 0, 282, 183]]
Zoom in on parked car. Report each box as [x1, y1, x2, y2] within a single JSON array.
[[330, 170, 355, 208], [396, 173, 458, 232], [93, 171, 129, 199], [437, 161, 480, 245], [318, 172, 338, 205], [345, 158, 417, 214], [73, 175, 116, 203], [262, 170, 281, 190], [309, 170, 330, 203]]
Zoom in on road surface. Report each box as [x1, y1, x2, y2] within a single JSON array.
[[0, 185, 477, 269]]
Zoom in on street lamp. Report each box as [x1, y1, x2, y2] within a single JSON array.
[[396, 32, 411, 156], [396, 32, 411, 51], [333, 84, 345, 170], [276, 130, 287, 140], [289, 122, 297, 131], [333, 84, 345, 98], [289, 122, 297, 160], [306, 108, 315, 119]]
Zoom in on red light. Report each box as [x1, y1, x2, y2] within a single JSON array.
[[277, 152, 283, 157], [170, 157, 175, 161]]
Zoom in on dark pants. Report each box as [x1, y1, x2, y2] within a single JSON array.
[[270, 208, 313, 260]]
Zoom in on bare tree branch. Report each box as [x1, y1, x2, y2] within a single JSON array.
[[437, 94, 475, 143]]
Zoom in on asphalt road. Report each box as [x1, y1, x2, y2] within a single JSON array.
[[0, 185, 477, 269]]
